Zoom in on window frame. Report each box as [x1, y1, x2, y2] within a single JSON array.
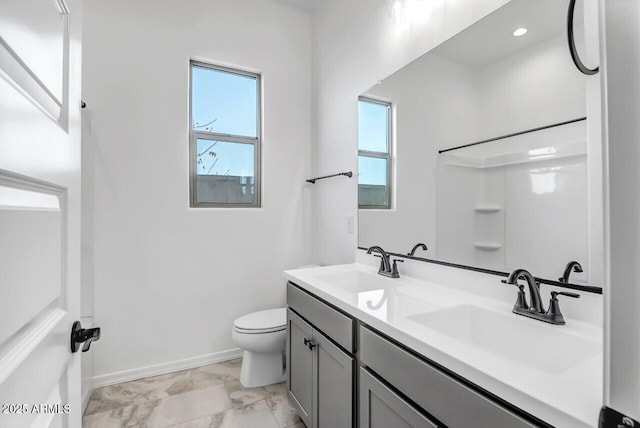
[[358, 96, 392, 210], [189, 60, 262, 208]]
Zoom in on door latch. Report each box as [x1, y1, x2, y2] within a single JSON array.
[[70, 321, 101, 353]]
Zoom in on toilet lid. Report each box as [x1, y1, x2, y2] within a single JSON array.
[[233, 308, 286, 332]]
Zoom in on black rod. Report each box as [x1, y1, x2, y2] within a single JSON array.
[[438, 117, 587, 154], [306, 171, 353, 184]]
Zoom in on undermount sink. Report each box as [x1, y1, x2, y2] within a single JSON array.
[[318, 270, 399, 293], [409, 304, 600, 375]]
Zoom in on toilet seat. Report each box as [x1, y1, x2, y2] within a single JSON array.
[[234, 325, 285, 334], [233, 308, 286, 334]]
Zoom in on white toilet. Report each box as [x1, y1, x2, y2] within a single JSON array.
[[232, 308, 287, 388]]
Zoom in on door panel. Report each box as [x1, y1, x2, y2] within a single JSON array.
[[359, 368, 439, 428], [31, 385, 66, 428], [314, 331, 354, 428], [0, 309, 69, 427], [0, 0, 68, 120], [0, 0, 83, 425], [287, 309, 313, 427], [0, 182, 63, 347]]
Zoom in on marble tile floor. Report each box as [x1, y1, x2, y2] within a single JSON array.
[[83, 358, 305, 428]]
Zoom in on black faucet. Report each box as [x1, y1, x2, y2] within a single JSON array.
[[559, 261, 583, 283], [367, 246, 403, 278], [504, 269, 544, 313], [503, 268, 580, 325], [407, 243, 428, 256]]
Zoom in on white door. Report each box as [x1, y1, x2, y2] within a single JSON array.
[[600, 0, 640, 425], [0, 0, 85, 427]]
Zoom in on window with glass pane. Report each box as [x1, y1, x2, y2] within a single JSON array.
[[190, 62, 260, 207], [358, 98, 391, 208]]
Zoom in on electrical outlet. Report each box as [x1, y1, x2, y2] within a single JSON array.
[[347, 216, 355, 234]]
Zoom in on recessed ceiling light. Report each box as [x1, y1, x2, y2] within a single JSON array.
[[513, 28, 528, 37]]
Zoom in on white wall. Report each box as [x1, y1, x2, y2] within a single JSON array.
[[311, 0, 512, 266], [82, 0, 312, 380]]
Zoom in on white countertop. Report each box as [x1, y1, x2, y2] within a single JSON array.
[[284, 263, 603, 428]]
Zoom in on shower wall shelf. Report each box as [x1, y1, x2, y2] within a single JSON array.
[[474, 205, 502, 214], [474, 242, 502, 251]]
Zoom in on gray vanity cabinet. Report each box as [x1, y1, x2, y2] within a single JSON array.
[[287, 309, 314, 427], [287, 283, 355, 428], [360, 368, 440, 428], [287, 282, 547, 428], [314, 330, 353, 428], [359, 326, 541, 428]]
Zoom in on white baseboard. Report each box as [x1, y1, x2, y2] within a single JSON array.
[[92, 348, 244, 388]]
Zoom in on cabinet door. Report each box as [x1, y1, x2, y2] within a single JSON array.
[[314, 330, 354, 428], [360, 368, 440, 428], [287, 309, 314, 427]]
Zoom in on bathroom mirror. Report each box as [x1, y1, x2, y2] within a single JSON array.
[[358, 0, 603, 289]]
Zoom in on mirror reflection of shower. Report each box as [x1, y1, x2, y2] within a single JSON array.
[[358, 0, 601, 287]]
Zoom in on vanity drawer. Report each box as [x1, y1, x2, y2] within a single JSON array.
[[287, 282, 354, 353], [360, 367, 441, 428], [359, 326, 542, 428]]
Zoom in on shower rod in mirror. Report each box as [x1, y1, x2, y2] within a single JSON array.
[[438, 117, 587, 154], [306, 171, 353, 184], [357, 247, 603, 295]]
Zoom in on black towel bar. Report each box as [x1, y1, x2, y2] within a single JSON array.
[[306, 171, 353, 184]]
